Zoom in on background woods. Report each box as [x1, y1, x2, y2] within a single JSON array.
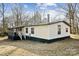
[[0, 3, 79, 34]]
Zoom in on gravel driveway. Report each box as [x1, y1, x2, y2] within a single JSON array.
[[0, 37, 79, 56]]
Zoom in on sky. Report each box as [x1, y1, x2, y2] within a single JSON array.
[[1, 3, 67, 22], [23, 3, 67, 21]]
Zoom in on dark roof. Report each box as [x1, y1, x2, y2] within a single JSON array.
[[8, 21, 70, 29], [27, 21, 70, 27], [8, 25, 25, 29]]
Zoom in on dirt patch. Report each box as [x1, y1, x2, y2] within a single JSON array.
[[0, 45, 36, 56], [0, 37, 79, 56]]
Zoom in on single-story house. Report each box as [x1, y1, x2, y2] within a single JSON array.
[[8, 20, 70, 43]]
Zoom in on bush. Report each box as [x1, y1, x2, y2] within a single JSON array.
[[0, 32, 8, 37]]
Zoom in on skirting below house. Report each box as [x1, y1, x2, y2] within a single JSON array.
[[25, 36, 70, 43], [8, 34, 70, 43]]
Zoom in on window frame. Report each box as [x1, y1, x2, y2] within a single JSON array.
[[26, 28, 28, 33], [58, 25, 61, 35], [31, 28, 34, 34], [66, 28, 68, 32]]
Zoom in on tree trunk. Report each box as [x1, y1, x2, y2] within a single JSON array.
[[2, 3, 5, 33]]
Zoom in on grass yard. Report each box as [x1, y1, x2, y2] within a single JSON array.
[[0, 37, 79, 56]]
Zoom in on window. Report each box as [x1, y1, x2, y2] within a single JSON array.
[[31, 28, 34, 34], [66, 28, 68, 32], [26, 28, 28, 33], [58, 25, 61, 35], [58, 28, 61, 34]]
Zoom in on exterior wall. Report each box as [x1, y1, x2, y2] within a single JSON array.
[[22, 25, 50, 39], [22, 27, 30, 36], [48, 22, 70, 40], [22, 22, 70, 40]]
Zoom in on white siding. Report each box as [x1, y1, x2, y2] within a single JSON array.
[[48, 22, 70, 40], [22, 22, 70, 40], [22, 25, 50, 39], [22, 27, 30, 36]]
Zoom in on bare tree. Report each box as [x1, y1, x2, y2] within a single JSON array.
[[58, 3, 78, 34], [0, 3, 7, 33], [33, 11, 41, 24], [68, 4, 77, 34], [11, 3, 25, 27], [74, 4, 79, 34], [28, 11, 42, 25]]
